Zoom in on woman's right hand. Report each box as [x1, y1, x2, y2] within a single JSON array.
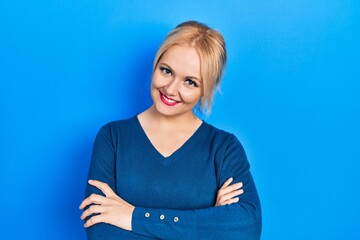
[[215, 177, 244, 206]]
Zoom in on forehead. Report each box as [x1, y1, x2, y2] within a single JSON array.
[[160, 45, 201, 79]]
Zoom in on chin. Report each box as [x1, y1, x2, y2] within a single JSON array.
[[154, 104, 180, 117]]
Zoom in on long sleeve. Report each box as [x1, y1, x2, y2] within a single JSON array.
[[84, 120, 261, 239], [85, 124, 152, 240], [130, 135, 262, 240]]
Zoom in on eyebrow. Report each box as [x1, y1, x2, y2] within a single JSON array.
[[159, 62, 202, 82]]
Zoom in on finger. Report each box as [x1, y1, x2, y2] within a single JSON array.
[[79, 193, 108, 210], [88, 180, 116, 198], [216, 196, 240, 206], [226, 182, 243, 191], [81, 205, 104, 220], [217, 182, 243, 196], [84, 214, 103, 228], [219, 197, 239, 206], [222, 189, 244, 201], [217, 189, 244, 204], [220, 177, 233, 189]]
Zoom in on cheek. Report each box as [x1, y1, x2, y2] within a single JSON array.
[[151, 72, 166, 89], [180, 89, 202, 104]]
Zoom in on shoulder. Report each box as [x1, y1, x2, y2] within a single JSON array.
[[99, 116, 137, 131], [95, 116, 138, 141], [203, 121, 240, 143], [202, 121, 246, 155], [92, 116, 139, 149]]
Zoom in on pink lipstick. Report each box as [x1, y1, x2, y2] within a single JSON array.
[[159, 91, 180, 106]]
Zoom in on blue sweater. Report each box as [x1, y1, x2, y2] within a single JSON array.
[[85, 116, 261, 239]]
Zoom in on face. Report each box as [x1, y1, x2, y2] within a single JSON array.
[[151, 45, 202, 118]]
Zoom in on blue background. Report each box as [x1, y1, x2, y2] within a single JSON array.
[[1, 1, 359, 239]]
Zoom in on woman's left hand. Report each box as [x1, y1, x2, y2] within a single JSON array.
[[215, 177, 244, 206], [79, 180, 135, 231]]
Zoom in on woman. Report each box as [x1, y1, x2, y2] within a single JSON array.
[[80, 21, 261, 239]]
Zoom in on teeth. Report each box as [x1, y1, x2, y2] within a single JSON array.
[[163, 94, 176, 103]]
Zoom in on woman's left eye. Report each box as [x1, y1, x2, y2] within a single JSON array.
[[185, 79, 198, 87]]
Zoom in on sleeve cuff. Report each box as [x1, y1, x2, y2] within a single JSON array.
[[132, 207, 195, 239]]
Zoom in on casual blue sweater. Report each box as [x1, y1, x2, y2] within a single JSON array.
[[85, 116, 261, 239]]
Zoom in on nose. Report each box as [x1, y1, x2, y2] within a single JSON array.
[[163, 78, 180, 96]]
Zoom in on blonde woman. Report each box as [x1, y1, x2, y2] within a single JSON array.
[[80, 21, 261, 239]]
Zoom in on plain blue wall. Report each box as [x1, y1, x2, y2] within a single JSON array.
[[1, 1, 359, 239]]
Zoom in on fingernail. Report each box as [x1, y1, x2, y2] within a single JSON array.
[[88, 180, 93, 183]]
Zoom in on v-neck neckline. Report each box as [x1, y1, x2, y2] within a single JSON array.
[[133, 115, 206, 161]]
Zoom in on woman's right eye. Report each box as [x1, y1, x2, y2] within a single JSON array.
[[159, 66, 172, 76]]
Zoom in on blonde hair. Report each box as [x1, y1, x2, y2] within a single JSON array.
[[153, 21, 227, 114]]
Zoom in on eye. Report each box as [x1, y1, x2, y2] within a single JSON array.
[[159, 66, 172, 76], [185, 79, 198, 87]]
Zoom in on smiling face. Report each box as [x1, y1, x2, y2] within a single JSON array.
[[150, 45, 202, 118]]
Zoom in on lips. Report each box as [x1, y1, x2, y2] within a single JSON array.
[[159, 91, 180, 106]]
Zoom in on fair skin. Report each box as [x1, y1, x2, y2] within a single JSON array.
[[79, 45, 243, 231], [139, 44, 204, 157]]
